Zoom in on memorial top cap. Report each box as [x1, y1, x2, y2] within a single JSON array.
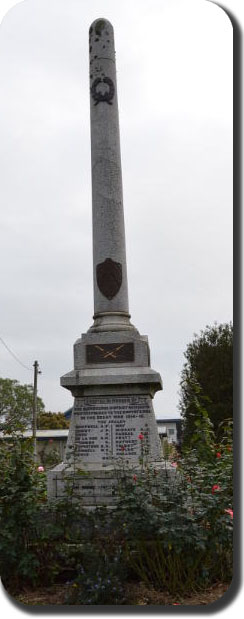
[[89, 19, 115, 64], [89, 18, 114, 35]]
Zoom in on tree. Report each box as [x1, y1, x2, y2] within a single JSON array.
[[0, 378, 45, 434], [37, 412, 70, 429], [179, 322, 233, 447]]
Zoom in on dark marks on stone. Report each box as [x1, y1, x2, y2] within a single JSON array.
[[95, 19, 106, 36]]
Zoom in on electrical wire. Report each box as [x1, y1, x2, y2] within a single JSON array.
[[0, 336, 32, 371]]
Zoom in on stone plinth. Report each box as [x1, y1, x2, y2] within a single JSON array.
[[47, 328, 163, 506], [61, 329, 162, 397], [47, 462, 175, 508]]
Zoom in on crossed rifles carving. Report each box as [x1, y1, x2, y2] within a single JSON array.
[[94, 344, 124, 359]]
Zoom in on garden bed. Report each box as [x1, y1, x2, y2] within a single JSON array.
[[14, 581, 230, 606], [0, 430, 233, 607]]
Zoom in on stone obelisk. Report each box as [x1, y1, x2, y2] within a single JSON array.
[[89, 18, 131, 333], [47, 19, 163, 506]]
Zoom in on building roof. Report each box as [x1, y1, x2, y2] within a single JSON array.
[[0, 429, 69, 439], [156, 418, 182, 423]]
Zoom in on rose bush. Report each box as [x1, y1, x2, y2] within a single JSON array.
[[0, 415, 233, 601]]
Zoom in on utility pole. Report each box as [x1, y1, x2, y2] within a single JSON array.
[[32, 360, 40, 464]]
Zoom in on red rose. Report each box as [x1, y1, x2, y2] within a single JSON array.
[[120, 445, 125, 451], [212, 484, 221, 494], [216, 452, 221, 458], [133, 474, 137, 482], [138, 433, 144, 440], [225, 508, 233, 519]]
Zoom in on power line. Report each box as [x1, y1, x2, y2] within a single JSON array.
[[0, 335, 32, 371]]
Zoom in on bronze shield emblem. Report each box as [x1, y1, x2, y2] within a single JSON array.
[[96, 258, 122, 300]]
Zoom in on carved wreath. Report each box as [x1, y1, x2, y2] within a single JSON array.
[[91, 77, 115, 105]]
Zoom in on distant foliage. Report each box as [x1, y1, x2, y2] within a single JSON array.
[[179, 323, 233, 447], [0, 377, 45, 434], [38, 442, 62, 469], [37, 412, 70, 429]]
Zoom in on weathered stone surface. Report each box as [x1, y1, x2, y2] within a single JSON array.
[[47, 465, 119, 506], [47, 462, 176, 507], [89, 18, 130, 327], [61, 367, 162, 397], [73, 330, 150, 369], [47, 19, 164, 506], [61, 329, 162, 398], [68, 395, 161, 464]]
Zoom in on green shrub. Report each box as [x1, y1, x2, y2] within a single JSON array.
[[0, 416, 233, 600], [112, 422, 233, 594], [0, 438, 46, 591], [66, 544, 126, 605]]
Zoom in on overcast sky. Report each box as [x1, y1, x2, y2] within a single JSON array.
[[0, 0, 233, 417]]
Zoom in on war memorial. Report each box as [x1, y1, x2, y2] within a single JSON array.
[[47, 18, 164, 505]]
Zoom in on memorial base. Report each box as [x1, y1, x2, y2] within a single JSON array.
[[47, 463, 121, 507], [47, 327, 164, 507], [47, 461, 175, 508], [47, 393, 164, 507]]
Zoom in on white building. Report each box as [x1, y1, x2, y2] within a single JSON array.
[[156, 418, 182, 445]]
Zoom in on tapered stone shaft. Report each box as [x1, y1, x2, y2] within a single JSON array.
[[89, 19, 131, 331]]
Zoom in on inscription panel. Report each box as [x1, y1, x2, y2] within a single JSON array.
[[73, 395, 161, 463], [86, 342, 134, 363]]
